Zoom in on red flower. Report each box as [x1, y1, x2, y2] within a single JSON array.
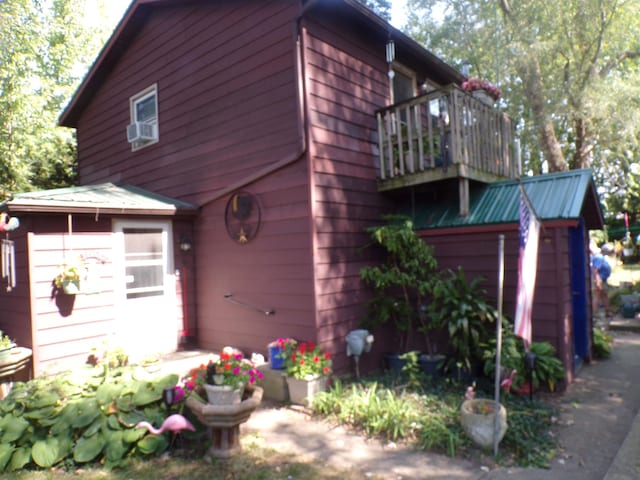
[[323, 366, 330, 374], [313, 355, 320, 363]]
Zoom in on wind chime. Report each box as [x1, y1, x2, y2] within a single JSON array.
[[0, 213, 20, 292]]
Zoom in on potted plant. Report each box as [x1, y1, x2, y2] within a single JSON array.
[[198, 347, 263, 405], [0, 331, 16, 361], [461, 77, 502, 104], [267, 337, 296, 370], [360, 216, 438, 370], [53, 257, 86, 295], [282, 340, 332, 406], [427, 267, 498, 380], [460, 398, 507, 449]]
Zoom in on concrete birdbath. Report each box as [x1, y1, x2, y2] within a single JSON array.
[[186, 385, 263, 458]]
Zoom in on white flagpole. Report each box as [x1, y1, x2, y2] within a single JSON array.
[[494, 234, 505, 457]]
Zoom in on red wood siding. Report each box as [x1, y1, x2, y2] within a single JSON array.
[[194, 160, 316, 356], [302, 15, 393, 372], [0, 218, 33, 356], [421, 226, 576, 387], [75, 0, 301, 207]]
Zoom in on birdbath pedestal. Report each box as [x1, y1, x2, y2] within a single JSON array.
[[186, 385, 263, 459]]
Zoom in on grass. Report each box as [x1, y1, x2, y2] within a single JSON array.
[[313, 371, 557, 468], [0, 440, 376, 480]]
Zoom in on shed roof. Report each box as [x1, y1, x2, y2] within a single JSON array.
[[2, 183, 198, 216], [412, 169, 604, 231]]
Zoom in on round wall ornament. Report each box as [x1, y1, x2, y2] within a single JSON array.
[[224, 191, 261, 244]]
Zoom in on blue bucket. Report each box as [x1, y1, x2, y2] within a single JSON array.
[[268, 344, 285, 370]]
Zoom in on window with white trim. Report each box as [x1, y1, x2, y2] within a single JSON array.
[[127, 84, 159, 150]]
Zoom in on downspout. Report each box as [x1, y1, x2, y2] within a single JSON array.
[[199, 1, 312, 207]]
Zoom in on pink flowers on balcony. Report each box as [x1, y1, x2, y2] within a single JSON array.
[[461, 77, 502, 101]]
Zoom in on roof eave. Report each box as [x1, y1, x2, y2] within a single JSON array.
[[3, 203, 197, 217]]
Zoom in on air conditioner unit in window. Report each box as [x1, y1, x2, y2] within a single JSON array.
[[127, 122, 156, 143]]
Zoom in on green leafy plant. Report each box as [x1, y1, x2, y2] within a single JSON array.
[[592, 328, 613, 359], [312, 375, 556, 467], [482, 321, 566, 392], [0, 363, 200, 472], [428, 267, 498, 373], [527, 342, 565, 392], [360, 216, 438, 353]]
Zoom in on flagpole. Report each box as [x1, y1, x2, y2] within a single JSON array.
[[494, 234, 505, 457]]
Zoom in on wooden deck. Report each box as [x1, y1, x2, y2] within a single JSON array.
[[376, 85, 518, 191]]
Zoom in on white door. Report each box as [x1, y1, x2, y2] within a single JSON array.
[[113, 220, 178, 362]]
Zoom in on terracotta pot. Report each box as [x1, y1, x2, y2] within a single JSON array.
[[460, 399, 507, 449]]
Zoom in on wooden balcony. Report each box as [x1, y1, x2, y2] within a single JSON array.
[[376, 85, 518, 214]]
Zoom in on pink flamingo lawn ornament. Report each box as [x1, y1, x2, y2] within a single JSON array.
[[136, 414, 196, 435], [500, 369, 517, 393], [136, 414, 196, 449]]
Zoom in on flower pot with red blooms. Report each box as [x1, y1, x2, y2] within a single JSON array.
[[187, 347, 263, 405], [282, 340, 332, 406]]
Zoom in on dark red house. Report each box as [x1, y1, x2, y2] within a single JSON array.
[[0, 0, 603, 382]]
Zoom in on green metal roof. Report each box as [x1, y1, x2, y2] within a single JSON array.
[[411, 169, 604, 230], [3, 183, 198, 216]]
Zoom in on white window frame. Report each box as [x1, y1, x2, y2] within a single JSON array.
[[129, 83, 159, 151]]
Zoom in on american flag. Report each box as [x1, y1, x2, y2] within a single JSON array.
[[514, 187, 540, 350]]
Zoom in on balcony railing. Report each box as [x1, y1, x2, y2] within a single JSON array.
[[376, 85, 518, 188]]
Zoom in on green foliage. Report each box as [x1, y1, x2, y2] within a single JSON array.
[[0, 365, 197, 472], [592, 328, 613, 359], [312, 375, 557, 467], [356, 0, 392, 21], [528, 342, 565, 392], [0, 0, 117, 196], [429, 267, 498, 372], [360, 216, 439, 352], [405, 0, 640, 228], [483, 321, 566, 392]]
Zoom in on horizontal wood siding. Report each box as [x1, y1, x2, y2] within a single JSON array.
[[76, 0, 300, 206], [303, 15, 393, 372], [421, 226, 574, 386], [0, 218, 33, 355], [28, 232, 116, 376], [195, 159, 316, 357]]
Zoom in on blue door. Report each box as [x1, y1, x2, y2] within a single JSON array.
[[569, 220, 590, 360]]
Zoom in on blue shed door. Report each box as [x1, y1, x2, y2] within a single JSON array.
[[569, 220, 590, 361]]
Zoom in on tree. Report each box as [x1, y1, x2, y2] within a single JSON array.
[[405, 0, 640, 176], [404, 0, 640, 233], [0, 0, 115, 197], [357, 0, 392, 21]]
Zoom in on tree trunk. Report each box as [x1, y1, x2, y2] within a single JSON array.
[[519, 57, 568, 172]]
